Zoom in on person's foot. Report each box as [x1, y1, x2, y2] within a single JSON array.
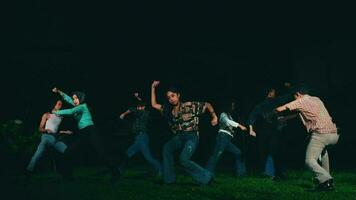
[[61, 173, 75, 181], [307, 179, 335, 192], [200, 176, 215, 186], [272, 174, 287, 181], [260, 173, 275, 180], [109, 169, 121, 184], [312, 177, 319, 185], [24, 170, 34, 181]]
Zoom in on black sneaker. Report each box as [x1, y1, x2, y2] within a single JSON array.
[[308, 179, 335, 192], [109, 169, 121, 184]]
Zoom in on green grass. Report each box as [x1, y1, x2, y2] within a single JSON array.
[[5, 167, 356, 200]]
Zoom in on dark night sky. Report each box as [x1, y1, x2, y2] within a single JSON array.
[[2, 2, 356, 127]]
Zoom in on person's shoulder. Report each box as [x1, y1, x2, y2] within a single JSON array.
[[220, 112, 228, 118], [42, 112, 50, 118]]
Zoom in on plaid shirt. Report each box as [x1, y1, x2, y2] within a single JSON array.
[[162, 101, 207, 133], [285, 95, 337, 134], [129, 107, 151, 134]]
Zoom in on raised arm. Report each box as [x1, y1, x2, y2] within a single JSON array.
[[151, 80, 163, 111], [52, 87, 75, 106], [120, 109, 132, 119], [134, 92, 143, 102]]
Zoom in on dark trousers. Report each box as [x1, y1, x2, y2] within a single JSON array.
[[60, 125, 116, 177]]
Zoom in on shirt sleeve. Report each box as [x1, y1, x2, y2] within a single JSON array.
[[285, 99, 304, 111], [128, 107, 137, 113], [61, 92, 75, 106], [54, 105, 83, 116], [220, 113, 239, 128]]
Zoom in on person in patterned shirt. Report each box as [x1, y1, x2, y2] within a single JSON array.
[[151, 80, 218, 185], [276, 85, 339, 192], [118, 93, 161, 177]]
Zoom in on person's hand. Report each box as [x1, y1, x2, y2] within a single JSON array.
[[62, 130, 73, 135], [134, 92, 139, 97], [120, 114, 125, 119], [52, 87, 59, 93], [151, 80, 160, 88], [239, 125, 247, 131], [249, 129, 256, 137], [211, 116, 218, 126], [278, 116, 286, 122]]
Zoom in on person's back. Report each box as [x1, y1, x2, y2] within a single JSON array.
[[290, 95, 337, 134]]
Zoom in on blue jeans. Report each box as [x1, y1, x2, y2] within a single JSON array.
[[27, 134, 67, 172], [264, 155, 275, 177], [206, 132, 246, 176], [122, 133, 161, 174], [163, 132, 212, 184]]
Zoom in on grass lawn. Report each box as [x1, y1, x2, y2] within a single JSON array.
[[4, 167, 356, 200]]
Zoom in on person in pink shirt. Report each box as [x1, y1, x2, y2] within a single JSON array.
[[276, 85, 339, 192]]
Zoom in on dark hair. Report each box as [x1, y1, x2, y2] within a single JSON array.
[[48, 97, 62, 112], [163, 87, 181, 122], [135, 100, 147, 107], [71, 91, 86, 104], [291, 84, 310, 95], [220, 98, 235, 115], [263, 87, 276, 97]]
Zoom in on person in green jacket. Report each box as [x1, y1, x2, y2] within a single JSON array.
[[52, 87, 119, 181]]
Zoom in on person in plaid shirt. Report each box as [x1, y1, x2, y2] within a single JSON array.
[[276, 85, 339, 192], [118, 93, 161, 177], [151, 80, 218, 185]]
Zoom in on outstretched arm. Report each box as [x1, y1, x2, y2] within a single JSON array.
[[220, 113, 247, 131], [59, 130, 73, 135], [134, 92, 143, 102], [120, 109, 132, 119], [52, 87, 75, 106], [151, 80, 163, 111]]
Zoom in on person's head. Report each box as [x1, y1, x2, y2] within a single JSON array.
[[166, 87, 181, 106], [52, 100, 63, 111], [291, 84, 310, 100], [265, 87, 276, 98], [71, 91, 86, 106], [221, 99, 236, 114]]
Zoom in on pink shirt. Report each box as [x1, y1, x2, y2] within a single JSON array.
[[285, 95, 337, 134]]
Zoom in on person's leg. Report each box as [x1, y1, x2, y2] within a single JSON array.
[[206, 133, 229, 175], [179, 134, 212, 184], [139, 133, 162, 175], [88, 126, 121, 175], [270, 130, 284, 178], [225, 139, 246, 176], [305, 133, 332, 184], [26, 134, 53, 172], [60, 131, 89, 178], [264, 130, 275, 177], [117, 135, 142, 173], [163, 135, 182, 184], [126, 135, 142, 158], [320, 148, 329, 173], [53, 141, 67, 154]]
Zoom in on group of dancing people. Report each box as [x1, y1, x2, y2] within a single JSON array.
[[25, 81, 340, 192]]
